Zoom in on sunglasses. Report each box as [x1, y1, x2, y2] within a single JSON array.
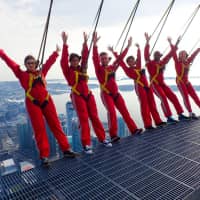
[[26, 62, 36, 65]]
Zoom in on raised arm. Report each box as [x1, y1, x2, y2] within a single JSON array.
[[81, 32, 89, 73], [92, 32, 101, 73], [0, 49, 21, 78], [112, 37, 132, 71], [167, 37, 179, 64], [188, 48, 200, 64], [108, 46, 131, 77], [60, 32, 70, 79], [42, 45, 60, 77], [144, 32, 151, 63], [135, 43, 141, 69]]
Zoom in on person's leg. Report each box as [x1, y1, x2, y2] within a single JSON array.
[[101, 92, 118, 138], [114, 93, 139, 134], [177, 82, 192, 113], [151, 83, 172, 118], [87, 94, 106, 142], [162, 83, 184, 115], [187, 82, 200, 107], [71, 94, 91, 147], [147, 87, 163, 125], [26, 99, 50, 158], [135, 84, 152, 128]]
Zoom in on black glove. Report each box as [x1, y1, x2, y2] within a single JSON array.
[[140, 69, 145, 75]]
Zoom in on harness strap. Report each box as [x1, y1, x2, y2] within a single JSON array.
[[26, 73, 49, 108], [135, 69, 145, 87], [177, 63, 187, 83], [100, 69, 113, 94], [150, 64, 160, 85]]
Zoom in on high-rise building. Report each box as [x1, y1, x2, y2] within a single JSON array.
[[66, 101, 77, 136], [117, 117, 129, 138], [71, 117, 82, 152]]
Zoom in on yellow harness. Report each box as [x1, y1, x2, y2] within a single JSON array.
[[26, 73, 49, 105], [71, 71, 89, 96], [177, 64, 188, 84], [100, 69, 114, 94], [150, 64, 161, 85], [134, 69, 145, 87]]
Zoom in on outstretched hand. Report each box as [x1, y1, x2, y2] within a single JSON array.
[[144, 32, 151, 43], [61, 31, 68, 44], [83, 32, 88, 43], [135, 43, 140, 48], [108, 46, 114, 53], [127, 37, 132, 48], [93, 32, 101, 46], [56, 44, 61, 53], [167, 37, 172, 44]]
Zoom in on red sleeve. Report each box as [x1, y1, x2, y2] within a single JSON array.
[[42, 51, 59, 77], [170, 44, 179, 64], [60, 44, 70, 79], [136, 48, 141, 69], [0, 50, 22, 78], [92, 45, 101, 73], [81, 42, 89, 72], [188, 48, 200, 64], [144, 43, 151, 63], [113, 47, 129, 71], [160, 50, 172, 66]]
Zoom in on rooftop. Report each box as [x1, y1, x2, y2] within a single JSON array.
[[1, 120, 200, 200]]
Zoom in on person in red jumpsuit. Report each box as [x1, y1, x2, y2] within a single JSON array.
[[168, 37, 200, 119], [108, 40, 166, 130], [92, 32, 143, 143], [0, 46, 78, 167], [144, 32, 188, 124], [60, 31, 112, 154]]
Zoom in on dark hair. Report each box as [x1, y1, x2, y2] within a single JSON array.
[[24, 55, 36, 65], [126, 56, 135, 63], [100, 52, 108, 57], [69, 53, 81, 62]]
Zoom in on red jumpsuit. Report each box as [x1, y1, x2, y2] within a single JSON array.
[[144, 44, 184, 117], [60, 43, 106, 147], [0, 50, 70, 158], [92, 46, 138, 138], [170, 45, 200, 112], [118, 48, 163, 128]]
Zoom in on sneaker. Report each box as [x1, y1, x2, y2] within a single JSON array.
[[156, 121, 167, 127], [189, 113, 199, 120], [63, 150, 79, 158], [83, 145, 93, 154], [132, 128, 143, 135], [111, 136, 121, 143], [145, 126, 155, 131], [102, 139, 112, 147], [167, 117, 178, 124], [41, 157, 50, 168], [178, 114, 190, 121]]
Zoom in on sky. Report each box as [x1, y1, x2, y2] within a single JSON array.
[[0, 0, 200, 81]]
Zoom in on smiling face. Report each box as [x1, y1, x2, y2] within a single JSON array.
[[100, 52, 110, 67], [126, 56, 136, 68], [179, 50, 188, 62], [24, 55, 37, 73], [153, 51, 163, 61], [69, 53, 81, 68]]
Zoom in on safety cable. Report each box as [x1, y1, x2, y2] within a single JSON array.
[[150, 0, 175, 55], [37, 0, 54, 69], [115, 0, 140, 51], [120, 0, 140, 53]]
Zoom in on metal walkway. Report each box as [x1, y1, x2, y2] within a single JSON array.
[[1, 120, 200, 200]]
